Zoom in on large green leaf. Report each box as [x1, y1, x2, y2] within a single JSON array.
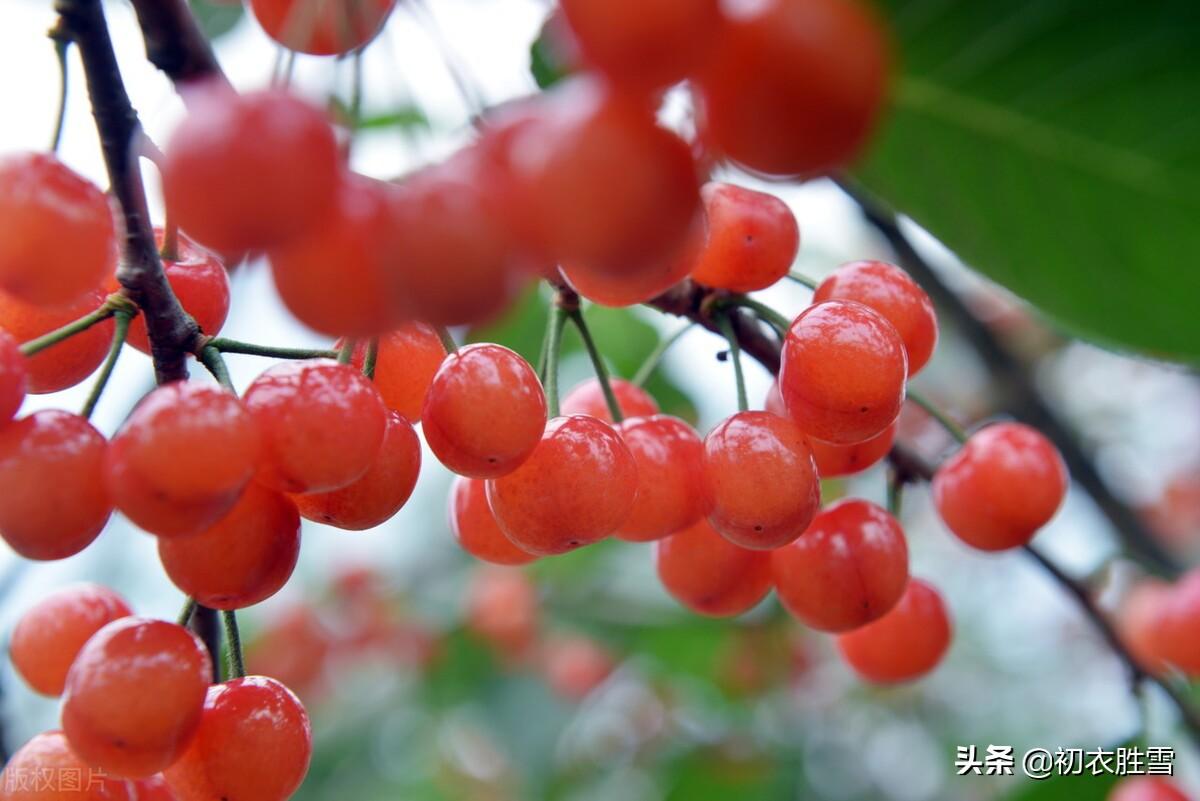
[[858, 0, 1200, 363]]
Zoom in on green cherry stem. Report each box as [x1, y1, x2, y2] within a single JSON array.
[[435, 325, 459, 354], [631, 323, 693, 388], [722, 296, 791, 337], [80, 309, 131, 420], [543, 304, 569, 418], [18, 300, 123, 357], [221, 610, 247, 680], [566, 307, 623, 423], [48, 26, 71, 154], [886, 467, 905, 518], [176, 597, 197, 627], [717, 311, 748, 413], [907, 389, 969, 444], [362, 336, 379, 379], [786, 271, 819, 290], [205, 338, 339, 360], [337, 338, 356, 365], [199, 346, 235, 393]]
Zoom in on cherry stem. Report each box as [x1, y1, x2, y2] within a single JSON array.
[[17, 295, 130, 356], [566, 308, 623, 423], [722, 296, 790, 337], [786, 272, 819, 290], [206, 338, 339, 360], [199, 345, 235, 392], [631, 323, 693, 388], [907, 390, 969, 444], [221, 610, 246, 680], [80, 309, 131, 419], [543, 304, 569, 418], [48, 24, 71, 153], [717, 311, 749, 413], [435, 326, 459, 354], [362, 337, 379, 379], [886, 467, 904, 518], [159, 210, 179, 262], [337, 338, 356, 365], [176, 597, 196, 627]]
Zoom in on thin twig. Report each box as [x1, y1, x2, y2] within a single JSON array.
[[566, 308, 623, 422], [80, 310, 131, 419], [207, 338, 339, 360]]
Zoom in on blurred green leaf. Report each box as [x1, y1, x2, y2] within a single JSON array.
[[860, 0, 1200, 363], [356, 107, 431, 132], [529, 15, 572, 90], [999, 772, 1119, 801], [664, 749, 798, 801], [188, 0, 243, 40]]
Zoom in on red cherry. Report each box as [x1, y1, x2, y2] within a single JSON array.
[[293, 410, 421, 530], [10, 584, 132, 697], [342, 324, 446, 421], [269, 175, 400, 337], [561, 240, 695, 307], [0, 329, 26, 424], [561, 377, 659, 422], [0, 288, 115, 393], [486, 415, 638, 555], [771, 499, 908, 632], [694, 0, 889, 176], [654, 518, 771, 617], [244, 359, 387, 493], [932, 422, 1068, 551], [164, 676, 311, 801], [1117, 580, 1172, 674], [422, 344, 547, 479], [158, 484, 300, 610], [814, 260, 938, 376], [616, 414, 707, 541], [778, 299, 907, 444], [1109, 777, 1192, 801], [1154, 570, 1200, 675], [701, 411, 819, 549], [0, 153, 115, 306], [465, 567, 539, 658], [541, 635, 615, 701], [133, 776, 178, 801], [162, 86, 339, 255], [244, 605, 332, 703], [0, 731, 138, 801], [63, 618, 212, 778], [0, 410, 111, 560], [449, 476, 537, 566], [689, 182, 800, 292], [127, 230, 229, 354], [836, 578, 951, 683], [767, 382, 899, 475], [248, 0, 396, 55]]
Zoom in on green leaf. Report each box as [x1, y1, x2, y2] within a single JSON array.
[[188, 0, 244, 41], [529, 13, 574, 89], [858, 0, 1200, 363]]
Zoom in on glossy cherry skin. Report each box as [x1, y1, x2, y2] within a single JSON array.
[[0, 153, 116, 306], [159, 484, 300, 610], [133, 776, 178, 801], [694, 0, 889, 177], [422, 344, 547, 479], [62, 618, 212, 778], [689, 182, 799, 292], [0, 288, 114, 393], [162, 86, 339, 255], [248, 0, 396, 55], [541, 635, 615, 701], [0, 329, 25, 423], [486, 415, 638, 555], [836, 578, 951, 684], [561, 240, 695, 307], [771, 499, 908, 632], [814, 260, 938, 376], [465, 566, 540, 658], [779, 300, 907, 444], [449, 476, 537, 566], [932, 422, 1068, 551], [1109, 777, 1192, 801], [128, 230, 229, 354], [0, 730, 140, 801], [768, 380, 898, 475], [163, 676, 311, 801], [701, 411, 820, 549], [654, 518, 772, 617], [561, 377, 659, 422], [0, 411, 111, 560], [342, 324, 446, 421], [617, 414, 707, 541], [293, 410, 421, 530], [10, 584, 132, 697], [243, 360, 387, 494]]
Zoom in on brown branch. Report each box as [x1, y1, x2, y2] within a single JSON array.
[[128, 0, 225, 86], [648, 280, 781, 373]]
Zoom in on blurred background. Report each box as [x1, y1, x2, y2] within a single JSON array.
[[1, 1, 1198, 799]]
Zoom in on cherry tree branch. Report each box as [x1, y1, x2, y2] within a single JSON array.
[[128, 0, 225, 86]]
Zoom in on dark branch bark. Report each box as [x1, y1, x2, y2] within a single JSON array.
[[649, 280, 781, 373], [128, 0, 225, 85]]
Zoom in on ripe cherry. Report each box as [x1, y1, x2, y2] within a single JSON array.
[[0, 153, 115, 306], [465, 566, 539, 659], [541, 635, 615, 701], [449, 476, 536, 566], [248, 0, 396, 55], [654, 518, 772, 617], [243, 359, 387, 493], [244, 605, 332, 703], [689, 182, 800, 292], [561, 377, 659, 422], [422, 344, 546, 479], [0, 329, 26, 423], [10, 584, 132, 697], [163, 676, 311, 801], [0, 730, 139, 801], [768, 379, 897, 475], [63, 618, 212, 778], [293, 410, 421, 530], [127, 230, 229, 354], [771, 499, 908, 632], [0, 410, 111, 560], [617, 414, 707, 541], [814, 260, 938, 376], [342, 324, 446, 421], [487, 415, 638, 555], [0, 288, 115, 393], [836, 578, 951, 684], [1109, 777, 1192, 801], [779, 300, 907, 444], [133, 776, 178, 801], [702, 411, 819, 549], [932, 422, 1068, 551], [694, 0, 889, 177], [561, 240, 695, 307], [162, 86, 339, 255], [1153, 569, 1200, 675], [1117, 580, 1172, 674], [159, 484, 300, 610]]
